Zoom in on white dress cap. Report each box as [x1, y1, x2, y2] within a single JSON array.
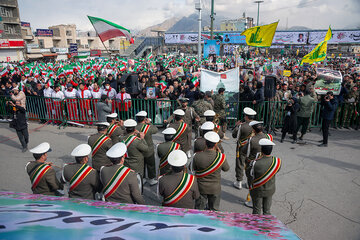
[[71, 144, 92, 157], [203, 110, 216, 117], [204, 131, 220, 143], [135, 111, 147, 117], [106, 113, 118, 118], [162, 127, 176, 135], [124, 119, 137, 127], [259, 138, 276, 146], [173, 109, 185, 116], [168, 150, 188, 167], [29, 142, 51, 154], [106, 142, 127, 158], [243, 107, 257, 116], [249, 120, 263, 127], [201, 121, 215, 130], [97, 122, 110, 127]]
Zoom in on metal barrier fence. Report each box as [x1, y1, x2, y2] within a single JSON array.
[[1, 95, 359, 129]]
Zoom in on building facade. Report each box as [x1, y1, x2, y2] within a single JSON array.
[[220, 17, 254, 32], [0, 0, 25, 62]]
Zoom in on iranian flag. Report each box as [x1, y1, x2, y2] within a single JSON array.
[[0, 68, 8, 77], [88, 16, 131, 42], [159, 80, 167, 92], [146, 52, 154, 60], [191, 76, 200, 87]]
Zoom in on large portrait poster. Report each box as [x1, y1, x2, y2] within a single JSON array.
[[314, 68, 342, 95], [203, 40, 221, 58]]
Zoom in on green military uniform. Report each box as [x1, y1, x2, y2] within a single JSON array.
[[88, 133, 113, 171], [100, 164, 145, 204], [157, 141, 180, 176], [249, 155, 281, 215], [296, 94, 315, 136], [106, 124, 124, 144], [193, 149, 230, 210], [213, 122, 225, 153], [158, 171, 200, 209], [26, 161, 63, 195], [343, 90, 359, 128], [62, 163, 100, 199], [213, 94, 227, 132], [194, 137, 206, 153], [232, 122, 253, 182], [120, 133, 148, 177], [193, 99, 213, 138], [169, 121, 191, 152]]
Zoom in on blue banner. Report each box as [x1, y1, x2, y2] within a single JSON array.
[[35, 29, 53, 37], [222, 33, 246, 44], [203, 40, 221, 58]]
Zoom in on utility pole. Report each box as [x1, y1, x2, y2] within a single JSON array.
[[210, 0, 215, 39], [254, 1, 264, 26], [195, 0, 202, 67]]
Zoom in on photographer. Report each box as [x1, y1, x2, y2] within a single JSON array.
[[319, 91, 338, 147], [8, 99, 29, 152]]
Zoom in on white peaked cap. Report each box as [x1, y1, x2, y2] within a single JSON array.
[[168, 150, 188, 167], [29, 142, 51, 154], [71, 144, 91, 157], [97, 122, 110, 127], [204, 131, 220, 143], [162, 127, 176, 135], [259, 138, 275, 146], [201, 121, 215, 130], [173, 109, 185, 116], [124, 119, 137, 127], [249, 120, 263, 127], [135, 111, 147, 117], [106, 113, 118, 118], [204, 110, 216, 117], [243, 107, 257, 116], [106, 142, 127, 158]]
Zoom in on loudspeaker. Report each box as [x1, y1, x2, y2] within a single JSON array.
[[264, 76, 277, 99], [125, 74, 140, 95]]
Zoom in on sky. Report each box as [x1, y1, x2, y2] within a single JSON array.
[[18, 0, 360, 32]]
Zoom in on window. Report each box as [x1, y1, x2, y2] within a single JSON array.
[[87, 39, 93, 48], [66, 30, 72, 36], [67, 39, 72, 46], [76, 39, 81, 47], [0, 7, 13, 17], [4, 24, 16, 34], [39, 39, 44, 48]]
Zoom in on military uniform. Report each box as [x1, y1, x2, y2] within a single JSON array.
[[169, 121, 191, 152], [62, 163, 100, 199], [193, 99, 213, 138], [100, 164, 145, 204], [159, 171, 200, 209], [232, 122, 253, 182], [88, 133, 113, 171], [135, 122, 158, 179], [343, 90, 359, 128], [26, 161, 63, 195], [194, 137, 206, 153], [120, 133, 148, 177], [249, 155, 281, 215], [213, 94, 227, 132], [193, 149, 230, 210], [106, 124, 124, 144], [157, 141, 180, 175]]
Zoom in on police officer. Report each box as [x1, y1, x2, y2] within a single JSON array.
[[88, 122, 113, 171], [121, 119, 148, 179], [168, 109, 191, 155], [193, 132, 229, 211], [249, 139, 281, 215], [232, 107, 256, 190], [135, 111, 158, 185], [158, 150, 200, 209], [106, 113, 124, 144], [156, 127, 181, 176], [26, 142, 63, 195], [100, 142, 145, 204], [62, 144, 100, 199]]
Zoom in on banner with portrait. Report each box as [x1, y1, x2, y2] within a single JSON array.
[[203, 40, 221, 58], [314, 68, 343, 95]]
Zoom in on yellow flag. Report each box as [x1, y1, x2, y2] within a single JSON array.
[[300, 26, 332, 65], [241, 22, 278, 47]]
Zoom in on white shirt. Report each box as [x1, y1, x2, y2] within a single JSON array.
[[101, 87, 117, 99], [91, 89, 102, 99], [43, 87, 54, 98], [51, 90, 65, 100], [76, 89, 92, 99], [116, 92, 131, 102], [64, 88, 77, 98]]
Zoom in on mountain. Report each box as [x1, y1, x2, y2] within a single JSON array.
[[137, 17, 180, 37], [167, 12, 225, 32]]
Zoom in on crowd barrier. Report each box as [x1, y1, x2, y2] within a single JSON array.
[[1, 95, 359, 129]]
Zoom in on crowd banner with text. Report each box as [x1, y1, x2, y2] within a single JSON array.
[[314, 68, 343, 95], [309, 30, 360, 44], [272, 31, 308, 44], [203, 40, 221, 58]]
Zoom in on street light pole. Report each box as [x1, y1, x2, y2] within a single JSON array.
[[254, 1, 264, 26], [195, 0, 202, 67], [210, 0, 215, 39]]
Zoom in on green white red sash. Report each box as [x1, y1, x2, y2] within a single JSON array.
[[250, 157, 281, 190], [160, 142, 181, 169], [124, 135, 138, 158], [69, 164, 93, 191], [30, 164, 52, 190], [163, 173, 195, 206], [91, 134, 111, 157], [140, 124, 150, 135], [173, 122, 187, 141], [239, 133, 252, 146], [106, 123, 118, 137], [103, 165, 131, 199], [266, 134, 273, 142], [195, 152, 226, 178]]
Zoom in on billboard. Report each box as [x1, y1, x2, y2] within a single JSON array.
[[21, 22, 31, 27], [69, 43, 78, 56], [309, 30, 360, 44], [222, 33, 246, 44], [203, 40, 221, 58], [272, 31, 308, 44], [35, 29, 53, 37]]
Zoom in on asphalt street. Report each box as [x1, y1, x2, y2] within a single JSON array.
[[0, 121, 359, 240]]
